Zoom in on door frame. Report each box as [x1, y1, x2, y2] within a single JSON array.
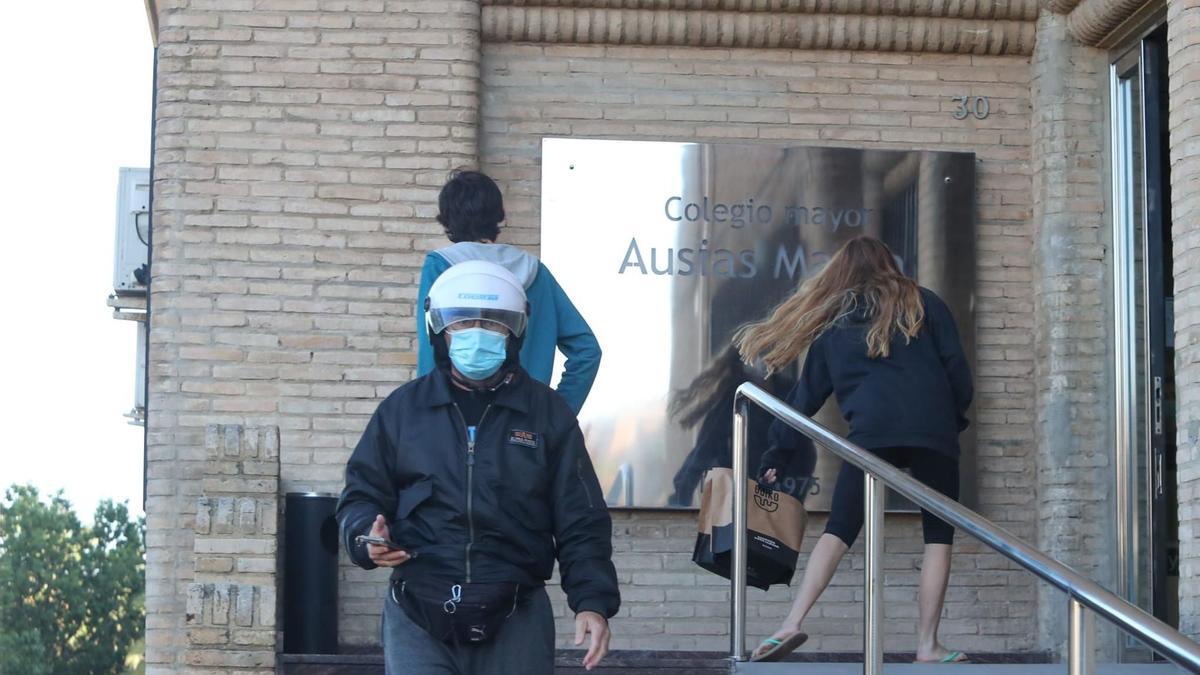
[[1109, 22, 1174, 636]]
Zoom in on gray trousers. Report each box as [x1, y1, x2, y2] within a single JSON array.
[[382, 583, 555, 675]]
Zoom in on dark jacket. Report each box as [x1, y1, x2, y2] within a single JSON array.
[[766, 287, 973, 463], [336, 367, 620, 619]]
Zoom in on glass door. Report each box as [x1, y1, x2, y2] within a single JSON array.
[[1111, 25, 1177, 640]]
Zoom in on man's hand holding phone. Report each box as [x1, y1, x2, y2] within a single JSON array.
[[359, 515, 414, 567]]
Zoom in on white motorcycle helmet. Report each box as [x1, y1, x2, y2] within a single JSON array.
[[426, 260, 528, 340]]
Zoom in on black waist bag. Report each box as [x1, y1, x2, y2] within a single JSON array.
[[393, 578, 520, 645]]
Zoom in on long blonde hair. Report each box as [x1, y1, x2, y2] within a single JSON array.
[[736, 236, 924, 373]]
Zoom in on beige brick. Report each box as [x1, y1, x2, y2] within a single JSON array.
[[186, 627, 229, 645], [195, 557, 235, 574]]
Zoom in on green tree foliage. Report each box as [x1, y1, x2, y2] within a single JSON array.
[[0, 485, 145, 675]]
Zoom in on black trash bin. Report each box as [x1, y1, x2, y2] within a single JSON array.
[[284, 492, 339, 654]]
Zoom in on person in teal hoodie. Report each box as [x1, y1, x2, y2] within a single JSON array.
[[415, 170, 601, 414]]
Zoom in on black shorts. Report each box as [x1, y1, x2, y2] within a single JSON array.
[[824, 446, 960, 547]]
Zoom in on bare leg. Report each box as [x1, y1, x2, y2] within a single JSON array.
[[753, 533, 850, 657], [915, 543, 963, 662]]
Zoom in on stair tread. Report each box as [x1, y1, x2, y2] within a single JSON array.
[[734, 664, 1187, 674]]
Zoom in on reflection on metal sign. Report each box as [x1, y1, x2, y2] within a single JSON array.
[[541, 139, 977, 511]]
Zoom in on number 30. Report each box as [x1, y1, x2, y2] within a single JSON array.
[[952, 95, 990, 120]]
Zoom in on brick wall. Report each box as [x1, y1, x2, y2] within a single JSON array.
[[1168, 0, 1200, 641], [146, 1, 482, 669], [1029, 13, 1116, 657], [184, 425, 280, 673], [479, 42, 1039, 653], [146, 2, 1052, 665]]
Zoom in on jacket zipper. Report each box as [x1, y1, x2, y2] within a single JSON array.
[[577, 459, 595, 509], [453, 403, 491, 583]]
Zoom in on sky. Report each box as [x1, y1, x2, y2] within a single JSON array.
[[0, 3, 153, 519]]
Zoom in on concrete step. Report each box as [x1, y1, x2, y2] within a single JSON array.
[[733, 664, 1188, 674], [280, 649, 733, 674], [281, 650, 1188, 674]]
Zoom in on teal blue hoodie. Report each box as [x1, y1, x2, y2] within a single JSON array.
[[416, 242, 601, 414]]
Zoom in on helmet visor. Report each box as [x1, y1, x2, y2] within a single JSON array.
[[428, 306, 527, 337]]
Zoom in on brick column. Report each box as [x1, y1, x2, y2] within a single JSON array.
[[184, 425, 280, 673], [1168, 0, 1200, 640], [146, 1, 483, 669], [1030, 11, 1116, 658]]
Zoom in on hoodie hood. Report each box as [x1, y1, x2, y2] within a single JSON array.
[[434, 242, 539, 289]]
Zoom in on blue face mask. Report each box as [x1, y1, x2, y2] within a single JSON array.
[[448, 327, 509, 381]]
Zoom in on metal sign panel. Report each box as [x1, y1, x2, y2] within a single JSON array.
[[541, 138, 976, 510]]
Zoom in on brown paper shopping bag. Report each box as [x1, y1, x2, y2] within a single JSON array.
[[692, 467, 807, 590]]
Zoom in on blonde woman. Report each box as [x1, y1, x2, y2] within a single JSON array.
[[738, 236, 973, 664]]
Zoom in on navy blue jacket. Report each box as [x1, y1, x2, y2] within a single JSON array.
[[336, 366, 620, 619], [767, 287, 973, 462]]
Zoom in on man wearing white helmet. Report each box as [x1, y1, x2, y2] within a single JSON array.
[[337, 260, 619, 675]]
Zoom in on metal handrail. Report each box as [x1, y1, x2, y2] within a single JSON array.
[[606, 463, 634, 507], [730, 382, 1200, 674]]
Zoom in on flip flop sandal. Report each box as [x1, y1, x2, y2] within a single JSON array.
[[750, 632, 809, 662], [914, 650, 969, 664]]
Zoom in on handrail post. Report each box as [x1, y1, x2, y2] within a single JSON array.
[[731, 399, 749, 661], [864, 473, 885, 675], [1069, 596, 1095, 675], [620, 463, 634, 507]]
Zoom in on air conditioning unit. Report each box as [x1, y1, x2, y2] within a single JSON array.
[[113, 167, 150, 295]]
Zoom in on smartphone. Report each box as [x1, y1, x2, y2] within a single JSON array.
[[355, 534, 418, 558]]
